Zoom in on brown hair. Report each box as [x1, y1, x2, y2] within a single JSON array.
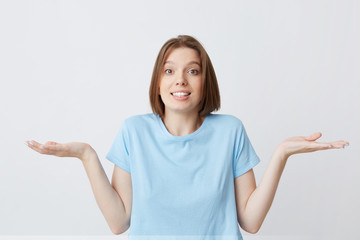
[[149, 35, 220, 118]]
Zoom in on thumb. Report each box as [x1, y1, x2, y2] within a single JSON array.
[[304, 132, 322, 141]]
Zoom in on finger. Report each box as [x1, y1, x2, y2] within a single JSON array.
[[314, 140, 349, 150], [33, 140, 59, 149], [45, 141, 58, 146], [25, 140, 44, 153], [327, 140, 350, 149], [29, 140, 44, 149], [313, 142, 335, 150], [304, 132, 322, 141], [26, 140, 55, 155]]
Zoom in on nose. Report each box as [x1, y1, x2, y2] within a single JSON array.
[[176, 81, 187, 86], [176, 73, 187, 86]]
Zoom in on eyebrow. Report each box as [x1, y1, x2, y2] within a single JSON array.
[[164, 61, 201, 67]]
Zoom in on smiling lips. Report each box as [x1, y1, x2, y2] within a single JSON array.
[[171, 91, 191, 100], [171, 90, 191, 96]]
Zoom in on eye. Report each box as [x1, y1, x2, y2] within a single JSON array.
[[188, 69, 199, 75], [164, 69, 173, 74]]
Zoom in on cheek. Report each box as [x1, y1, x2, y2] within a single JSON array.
[[158, 80, 170, 95], [194, 79, 203, 93], [159, 79, 171, 88]]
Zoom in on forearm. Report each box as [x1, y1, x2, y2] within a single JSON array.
[[80, 147, 128, 234], [243, 146, 288, 232]]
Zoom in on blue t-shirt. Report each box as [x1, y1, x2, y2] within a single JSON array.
[[106, 113, 260, 240]]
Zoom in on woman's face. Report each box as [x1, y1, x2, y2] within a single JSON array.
[[159, 47, 203, 117]]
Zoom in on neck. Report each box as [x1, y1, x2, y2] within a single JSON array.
[[161, 111, 205, 136]]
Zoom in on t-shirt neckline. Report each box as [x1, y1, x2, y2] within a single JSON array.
[[155, 113, 210, 141]]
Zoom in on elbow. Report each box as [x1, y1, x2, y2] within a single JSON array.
[[108, 214, 131, 235], [110, 227, 123, 235], [110, 223, 130, 235], [245, 226, 260, 234], [111, 230, 122, 235], [240, 222, 261, 234]]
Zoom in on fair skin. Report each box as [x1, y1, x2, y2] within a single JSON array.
[[25, 47, 349, 235], [159, 47, 205, 136]]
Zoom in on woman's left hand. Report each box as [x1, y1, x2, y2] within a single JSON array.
[[278, 132, 349, 159]]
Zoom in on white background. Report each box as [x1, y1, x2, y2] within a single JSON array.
[[0, 0, 359, 239]]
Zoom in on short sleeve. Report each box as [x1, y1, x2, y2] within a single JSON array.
[[106, 120, 131, 173], [233, 121, 260, 178]]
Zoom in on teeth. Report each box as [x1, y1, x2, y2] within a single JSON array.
[[172, 92, 190, 96]]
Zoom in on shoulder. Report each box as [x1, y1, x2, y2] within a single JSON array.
[[207, 113, 244, 129], [123, 113, 158, 129]]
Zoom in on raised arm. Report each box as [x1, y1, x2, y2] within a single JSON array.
[[234, 132, 349, 234], [25, 140, 131, 234]]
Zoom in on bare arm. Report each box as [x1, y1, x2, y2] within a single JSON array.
[[25, 140, 131, 234], [81, 147, 131, 234], [234, 132, 349, 234], [235, 147, 287, 234]]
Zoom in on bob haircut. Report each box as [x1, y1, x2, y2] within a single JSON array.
[[149, 35, 220, 118]]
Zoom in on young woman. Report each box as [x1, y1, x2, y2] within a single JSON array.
[[26, 35, 349, 240]]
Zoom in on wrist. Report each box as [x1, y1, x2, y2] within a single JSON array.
[[79, 144, 96, 162], [274, 144, 290, 162]]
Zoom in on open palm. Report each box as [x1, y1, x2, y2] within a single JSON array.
[[25, 140, 92, 160], [279, 132, 349, 158]]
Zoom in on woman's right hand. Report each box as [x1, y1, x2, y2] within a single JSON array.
[[25, 140, 94, 161]]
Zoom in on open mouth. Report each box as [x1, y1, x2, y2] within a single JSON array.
[[171, 92, 191, 96]]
